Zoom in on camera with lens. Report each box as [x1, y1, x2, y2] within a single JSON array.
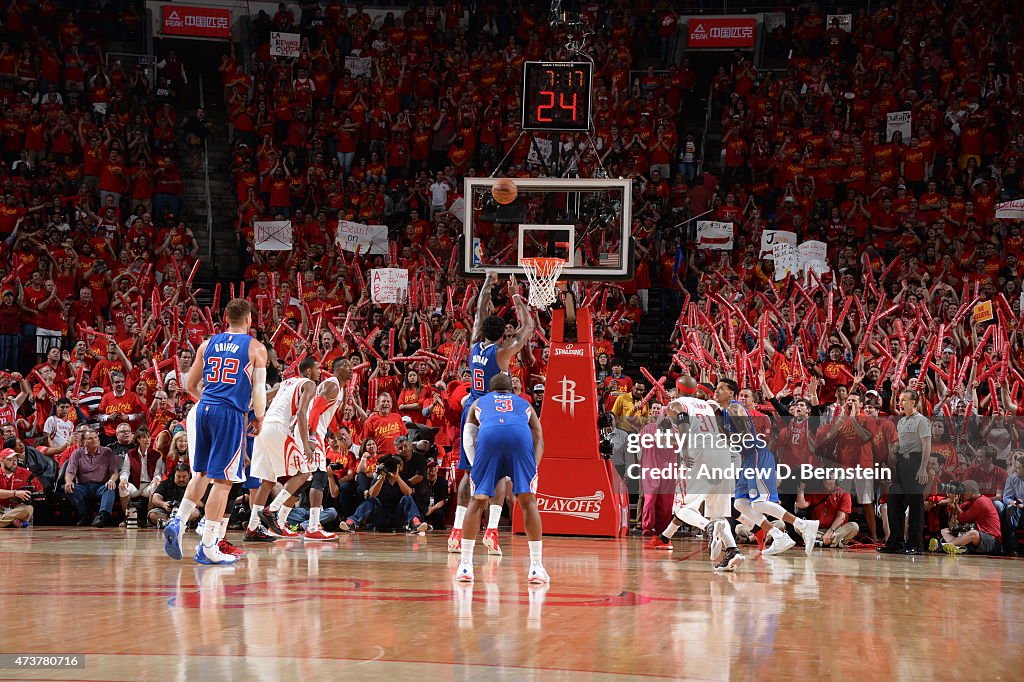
[[939, 481, 965, 495], [329, 460, 345, 471], [19, 486, 45, 504], [375, 455, 401, 478]]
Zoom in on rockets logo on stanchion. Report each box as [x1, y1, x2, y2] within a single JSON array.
[[551, 376, 585, 416]]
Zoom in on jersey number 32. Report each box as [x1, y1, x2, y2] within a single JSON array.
[[206, 357, 240, 385]]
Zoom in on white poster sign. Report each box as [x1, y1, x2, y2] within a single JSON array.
[[344, 55, 373, 79], [527, 137, 553, 166], [447, 196, 465, 223], [826, 14, 852, 31], [696, 221, 734, 250], [270, 32, 301, 58], [773, 243, 800, 281], [760, 230, 797, 259], [336, 221, 389, 255], [763, 12, 787, 31], [886, 111, 912, 141], [369, 268, 409, 304], [254, 220, 292, 251], [996, 199, 1024, 220], [798, 240, 828, 266]]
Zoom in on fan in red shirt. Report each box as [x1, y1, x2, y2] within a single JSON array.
[[795, 478, 859, 547], [97, 371, 147, 440], [362, 393, 407, 455], [938, 481, 1002, 555]]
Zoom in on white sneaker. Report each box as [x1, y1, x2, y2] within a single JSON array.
[[455, 562, 474, 583], [800, 520, 819, 557], [195, 518, 206, 536], [527, 564, 550, 584], [762, 531, 796, 556], [710, 535, 723, 562], [194, 542, 239, 565]]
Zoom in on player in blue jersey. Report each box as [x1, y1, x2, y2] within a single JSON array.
[[448, 272, 534, 556], [456, 373, 547, 584], [713, 378, 818, 557], [163, 299, 269, 565]]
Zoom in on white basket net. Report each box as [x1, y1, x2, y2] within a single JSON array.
[[520, 258, 565, 309]]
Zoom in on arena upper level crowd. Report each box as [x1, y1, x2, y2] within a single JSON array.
[[0, 0, 1022, 555]]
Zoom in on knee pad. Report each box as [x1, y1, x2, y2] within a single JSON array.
[[310, 470, 329, 492]]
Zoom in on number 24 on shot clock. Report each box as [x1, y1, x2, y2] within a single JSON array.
[[521, 61, 593, 132]]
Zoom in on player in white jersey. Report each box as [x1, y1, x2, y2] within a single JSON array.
[[644, 377, 744, 571], [247, 357, 320, 541], [292, 358, 353, 540]]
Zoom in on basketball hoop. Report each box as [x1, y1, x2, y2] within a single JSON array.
[[520, 257, 566, 309]]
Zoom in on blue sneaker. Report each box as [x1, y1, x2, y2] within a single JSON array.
[[163, 517, 183, 560], [194, 543, 238, 565]]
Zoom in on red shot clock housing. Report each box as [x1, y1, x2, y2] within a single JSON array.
[[521, 61, 594, 132]]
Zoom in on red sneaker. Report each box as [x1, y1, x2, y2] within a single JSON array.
[[447, 528, 462, 553], [304, 528, 339, 541], [753, 527, 768, 553], [644, 536, 673, 550], [218, 539, 246, 557], [483, 528, 502, 555], [275, 525, 301, 538]]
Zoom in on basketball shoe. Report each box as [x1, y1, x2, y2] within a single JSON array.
[[482, 528, 502, 555], [448, 528, 462, 552], [163, 517, 183, 560], [243, 526, 276, 542], [195, 542, 239, 565], [644, 535, 673, 550], [219, 539, 245, 557], [762, 530, 796, 556], [799, 520, 820, 557], [304, 528, 339, 541], [527, 564, 550, 584], [455, 562, 475, 582], [258, 508, 288, 537], [714, 547, 745, 572]]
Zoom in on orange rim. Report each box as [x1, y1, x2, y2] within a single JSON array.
[[521, 257, 566, 278]]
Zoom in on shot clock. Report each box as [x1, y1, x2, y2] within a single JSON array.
[[521, 61, 593, 132]]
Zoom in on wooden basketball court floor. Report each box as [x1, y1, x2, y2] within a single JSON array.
[[1, 528, 1020, 681]]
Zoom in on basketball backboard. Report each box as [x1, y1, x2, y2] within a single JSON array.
[[460, 177, 634, 280]]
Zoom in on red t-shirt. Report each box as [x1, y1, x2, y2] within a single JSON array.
[[362, 411, 407, 454], [803, 489, 853, 527]]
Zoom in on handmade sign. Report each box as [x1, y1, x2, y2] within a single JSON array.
[[370, 268, 409, 304]]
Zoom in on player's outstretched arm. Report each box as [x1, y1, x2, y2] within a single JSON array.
[[497, 294, 535, 367], [250, 341, 269, 436], [470, 271, 497, 343], [184, 341, 208, 402], [529, 408, 544, 465]]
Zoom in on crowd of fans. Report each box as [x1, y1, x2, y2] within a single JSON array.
[[0, 0, 1022, 555]]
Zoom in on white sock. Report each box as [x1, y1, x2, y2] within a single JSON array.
[[277, 504, 291, 529], [662, 516, 683, 540], [201, 519, 220, 549], [529, 540, 543, 564], [268, 490, 290, 513], [770, 526, 788, 539], [215, 520, 227, 541], [309, 507, 321, 532], [793, 517, 808, 532], [487, 504, 502, 530], [248, 505, 263, 531], [460, 538, 476, 565], [453, 505, 467, 531], [176, 498, 197, 523], [715, 519, 737, 549]]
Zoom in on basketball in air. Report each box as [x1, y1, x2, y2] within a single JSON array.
[[491, 178, 518, 204]]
